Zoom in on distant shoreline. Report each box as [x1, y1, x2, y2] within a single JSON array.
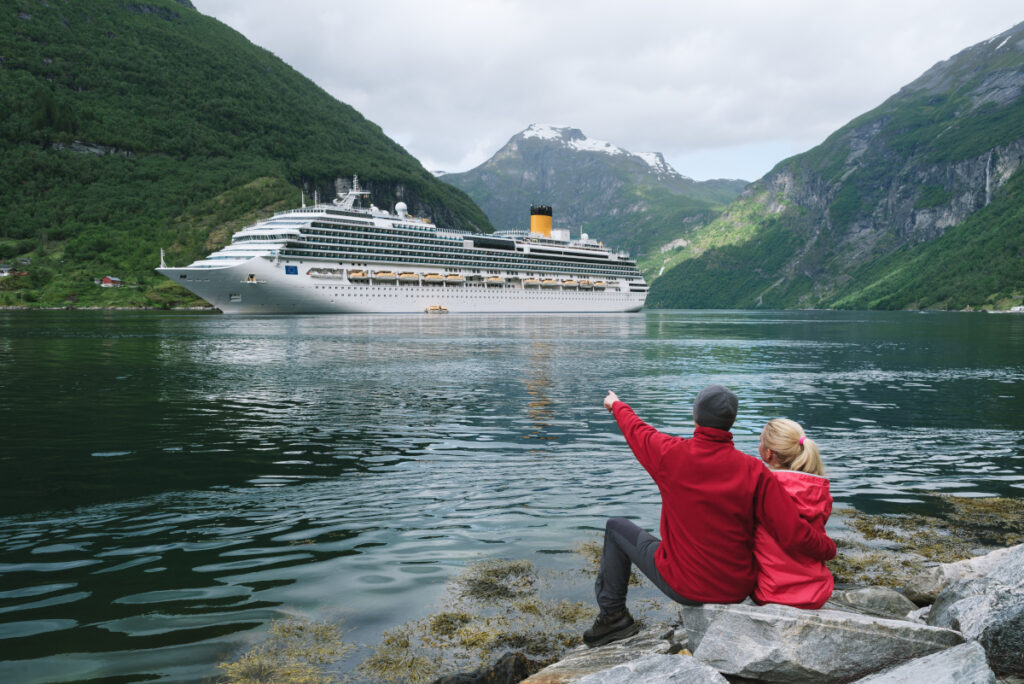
[[0, 306, 217, 312]]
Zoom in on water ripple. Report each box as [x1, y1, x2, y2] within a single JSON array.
[[0, 310, 1021, 681]]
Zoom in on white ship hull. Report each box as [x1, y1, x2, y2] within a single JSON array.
[[159, 257, 646, 314], [158, 178, 649, 315]]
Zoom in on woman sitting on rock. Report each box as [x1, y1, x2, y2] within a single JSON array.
[[753, 418, 834, 609]]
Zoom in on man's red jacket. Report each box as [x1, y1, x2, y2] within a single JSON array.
[[612, 401, 837, 603]]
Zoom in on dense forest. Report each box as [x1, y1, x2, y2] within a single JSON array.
[[0, 0, 491, 308]]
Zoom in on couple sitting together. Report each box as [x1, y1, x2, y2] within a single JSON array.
[[584, 385, 836, 647]]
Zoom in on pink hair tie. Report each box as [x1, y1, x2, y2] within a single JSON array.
[[799, 436, 806, 445]]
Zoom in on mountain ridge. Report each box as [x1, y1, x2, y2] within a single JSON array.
[[647, 20, 1024, 311], [442, 124, 747, 262]]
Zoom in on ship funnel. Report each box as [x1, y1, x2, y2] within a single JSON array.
[[530, 205, 553, 238]]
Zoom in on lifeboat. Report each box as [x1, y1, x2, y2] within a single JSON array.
[[444, 274, 465, 284], [308, 267, 345, 279], [348, 269, 369, 281], [541, 279, 560, 289], [593, 281, 607, 290], [562, 279, 579, 289], [524, 278, 541, 288], [579, 280, 594, 290], [425, 305, 449, 314], [423, 273, 444, 284], [399, 272, 420, 283], [372, 270, 397, 282], [485, 276, 505, 286]]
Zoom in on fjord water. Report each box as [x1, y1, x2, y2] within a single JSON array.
[[1, 310, 1022, 682]]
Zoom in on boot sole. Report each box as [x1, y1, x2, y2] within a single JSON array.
[[583, 620, 641, 648]]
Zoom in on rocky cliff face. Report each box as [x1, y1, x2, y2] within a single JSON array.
[[442, 125, 747, 258], [649, 21, 1024, 310]]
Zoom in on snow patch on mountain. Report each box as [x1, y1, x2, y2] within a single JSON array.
[[521, 123, 569, 141], [635, 152, 689, 179], [520, 124, 688, 176]]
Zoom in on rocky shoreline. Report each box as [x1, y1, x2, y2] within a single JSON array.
[[435, 543, 1024, 684]]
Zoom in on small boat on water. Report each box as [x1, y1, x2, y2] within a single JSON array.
[[425, 305, 449, 314]]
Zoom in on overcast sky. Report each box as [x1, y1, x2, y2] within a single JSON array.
[[194, 1, 1022, 181]]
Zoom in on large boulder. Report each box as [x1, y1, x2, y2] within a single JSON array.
[[903, 544, 1022, 605], [926, 544, 1024, 676], [522, 624, 681, 684], [851, 642, 995, 683], [682, 603, 964, 683], [574, 654, 727, 684]]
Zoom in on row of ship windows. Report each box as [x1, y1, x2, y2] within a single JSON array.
[[301, 238, 623, 270], [312, 285, 625, 292], [306, 226, 632, 267], [281, 251, 638, 277], [315, 291, 636, 298]]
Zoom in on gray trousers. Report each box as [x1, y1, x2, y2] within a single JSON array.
[[595, 517, 701, 613]]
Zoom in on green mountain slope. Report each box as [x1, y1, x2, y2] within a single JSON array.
[[0, 0, 491, 308], [648, 22, 1024, 311], [441, 125, 747, 269]]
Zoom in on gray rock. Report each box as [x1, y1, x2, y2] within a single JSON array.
[[829, 586, 919, 618], [925, 544, 1024, 675], [852, 641, 995, 684], [903, 544, 1022, 605], [522, 624, 675, 683], [433, 651, 534, 684], [906, 606, 931, 624], [682, 603, 964, 683], [575, 654, 727, 684], [927, 581, 1024, 675]]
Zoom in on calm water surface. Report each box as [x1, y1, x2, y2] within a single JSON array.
[[1, 310, 1022, 682]]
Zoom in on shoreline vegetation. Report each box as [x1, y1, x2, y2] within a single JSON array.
[[217, 495, 1024, 683]]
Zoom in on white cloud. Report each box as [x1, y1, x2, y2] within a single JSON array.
[[194, 0, 1024, 180]]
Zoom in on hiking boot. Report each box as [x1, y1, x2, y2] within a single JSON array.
[[582, 607, 639, 647]]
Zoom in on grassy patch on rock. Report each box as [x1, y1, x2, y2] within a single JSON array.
[[218, 618, 352, 684], [357, 558, 595, 684], [828, 495, 1024, 586]]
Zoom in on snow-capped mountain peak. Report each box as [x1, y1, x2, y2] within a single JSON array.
[[518, 124, 685, 178]]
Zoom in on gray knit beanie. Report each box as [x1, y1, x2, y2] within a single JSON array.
[[693, 385, 738, 430]]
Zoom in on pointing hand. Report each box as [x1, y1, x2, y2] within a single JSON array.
[[604, 391, 620, 412]]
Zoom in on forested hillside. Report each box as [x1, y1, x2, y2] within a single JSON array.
[[648, 22, 1024, 311], [0, 0, 491, 308]]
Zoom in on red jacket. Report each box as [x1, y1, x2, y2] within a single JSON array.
[[753, 470, 834, 609], [612, 402, 836, 603]]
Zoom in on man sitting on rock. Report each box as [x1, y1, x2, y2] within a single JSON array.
[[584, 385, 837, 647]]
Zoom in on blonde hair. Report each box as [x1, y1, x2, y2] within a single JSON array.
[[761, 418, 824, 476]]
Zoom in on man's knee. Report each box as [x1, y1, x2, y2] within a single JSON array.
[[606, 517, 644, 547]]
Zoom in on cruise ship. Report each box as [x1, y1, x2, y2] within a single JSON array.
[[157, 178, 648, 314]]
